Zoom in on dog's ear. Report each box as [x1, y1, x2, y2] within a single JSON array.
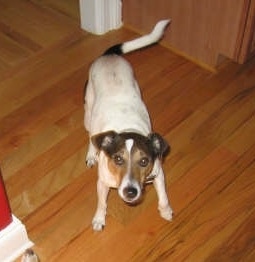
[[148, 133, 170, 158], [91, 131, 120, 154]]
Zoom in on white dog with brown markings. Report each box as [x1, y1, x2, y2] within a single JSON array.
[[20, 20, 173, 262], [84, 20, 173, 231]]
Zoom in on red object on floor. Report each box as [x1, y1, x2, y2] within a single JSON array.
[[0, 169, 12, 230]]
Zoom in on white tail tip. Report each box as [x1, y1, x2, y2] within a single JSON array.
[[151, 19, 171, 40], [121, 19, 171, 54]]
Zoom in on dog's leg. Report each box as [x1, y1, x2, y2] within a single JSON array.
[[84, 78, 94, 131], [92, 179, 109, 231], [153, 160, 173, 221], [21, 249, 38, 262], [85, 138, 98, 167], [84, 77, 98, 167]]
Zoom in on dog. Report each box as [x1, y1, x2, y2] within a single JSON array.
[[21, 249, 38, 262], [84, 20, 173, 231]]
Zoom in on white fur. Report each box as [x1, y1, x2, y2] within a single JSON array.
[[84, 55, 151, 137], [117, 139, 142, 203], [21, 249, 38, 262], [122, 19, 170, 54], [84, 20, 172, 231], [118, 175, 141, 203]]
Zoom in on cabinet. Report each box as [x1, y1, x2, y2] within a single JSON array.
[[123, 0, 255, 70], [237, 0, 255, 63]]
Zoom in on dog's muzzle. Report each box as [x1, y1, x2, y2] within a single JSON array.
[[118, 177, 142, 204], [123, 186, 138, 201]]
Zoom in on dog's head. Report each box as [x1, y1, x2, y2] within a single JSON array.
[[92, 131, 169, 204]]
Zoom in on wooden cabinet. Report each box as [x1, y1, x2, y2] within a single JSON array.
[[237, 0, 255, 63], [123, 0, 255, 70]]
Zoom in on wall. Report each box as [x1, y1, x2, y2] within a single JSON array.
[[123, 0, 248, 69]]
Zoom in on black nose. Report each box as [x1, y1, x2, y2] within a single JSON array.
[[124, 186, 138, 199]]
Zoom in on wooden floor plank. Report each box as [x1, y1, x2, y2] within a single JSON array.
[[0, 1, 254, 261], [224, 114, 255, 155], [130, 145, 255, 261], [0, 0, 78, 48]]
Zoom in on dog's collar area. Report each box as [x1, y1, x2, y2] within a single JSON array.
[[144, 172, 157, 184]]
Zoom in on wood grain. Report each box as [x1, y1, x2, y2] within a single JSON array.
[[0, 1, 254, 261], [123, 0, 253, 69]]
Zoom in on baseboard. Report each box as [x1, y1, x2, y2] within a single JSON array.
[[0, 215, 33, 262], [79, 0, 122, 35]]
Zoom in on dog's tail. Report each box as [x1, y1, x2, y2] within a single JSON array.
[[103, 19, 170, 56]]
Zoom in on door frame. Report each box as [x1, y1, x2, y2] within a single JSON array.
[[79, 0, 122, 35]]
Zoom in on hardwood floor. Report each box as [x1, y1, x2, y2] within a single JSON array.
[[1, 1, 255, 261]]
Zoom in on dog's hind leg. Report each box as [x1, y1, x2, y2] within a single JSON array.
[[92, 179, 109, 231], [84, 78, 98, 167], [84, 79, 94, 132], [86, 139, 97, 167]]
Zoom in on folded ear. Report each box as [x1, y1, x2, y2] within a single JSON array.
[[148, 133, 170, 157], [91, 131, 120, 154]]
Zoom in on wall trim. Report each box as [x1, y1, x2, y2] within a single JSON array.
[[0, 215, 34, 262], [79, 0, 122, 35]]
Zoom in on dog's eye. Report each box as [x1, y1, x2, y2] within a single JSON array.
[[139, 157, 149, 167], [113, 155, 124, 165]]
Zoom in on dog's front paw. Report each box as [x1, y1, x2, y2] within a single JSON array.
[[92, 217, 105, 231], [159, 205, 173, 221]]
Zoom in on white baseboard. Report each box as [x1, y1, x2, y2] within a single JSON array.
[[79, 0, 122, 35], [0, 215, 33, 262]]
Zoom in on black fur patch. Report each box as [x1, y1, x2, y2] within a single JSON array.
[[92, 131, 169, 159], [103, 44, 123, 55]]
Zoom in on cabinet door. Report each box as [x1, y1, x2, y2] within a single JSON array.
[[123, 0, 250, 69], [251, 31, 255, 54], [237, 0, 255, 63]]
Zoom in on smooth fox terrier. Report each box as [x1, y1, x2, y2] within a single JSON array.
[[84, 20, 173, 231]]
